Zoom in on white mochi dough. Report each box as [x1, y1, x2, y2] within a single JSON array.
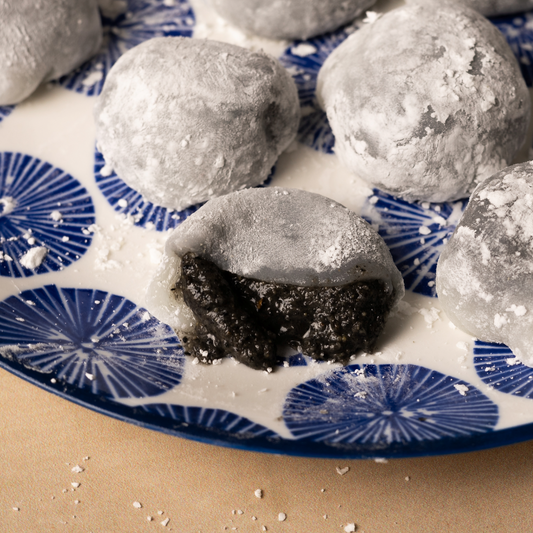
[[317, 0, 531, 203], [94, 37, 300, 211], [146, 187, 405, 335], [0, 0, 102, 105], [437, 162, 533, 365], [426, 0, 533, 16], [207, 0, 376, 40]]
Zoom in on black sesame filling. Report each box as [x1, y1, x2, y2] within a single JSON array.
[[177, 252, 394, 370]]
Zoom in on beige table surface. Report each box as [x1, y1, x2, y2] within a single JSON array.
[[1, 366, 533, 533]]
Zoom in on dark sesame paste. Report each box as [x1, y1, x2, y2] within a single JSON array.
[[177, 252, 394, 370]]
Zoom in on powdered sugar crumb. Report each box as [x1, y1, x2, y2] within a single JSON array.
[[20, 246, 48, 269], [454, 384, 469, 396]]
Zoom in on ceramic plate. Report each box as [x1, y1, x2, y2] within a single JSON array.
[[1, 0, 533, 459]]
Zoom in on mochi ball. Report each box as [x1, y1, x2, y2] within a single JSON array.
[[412, 0, 533, 16], [0, 0, 102, 105], [146, 187, 404, 337], [208, 0, 377, 40], [94, 37, 300, 211], [437, 161, 533, 365], [317, 0, 530, 203]]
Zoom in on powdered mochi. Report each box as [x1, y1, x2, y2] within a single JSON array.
[[94, 37, 300, 211], [317, 0, 530, 202], [437, 161, 533, 365], [0, 0, 101, 105], [208, 0, 376, 40]]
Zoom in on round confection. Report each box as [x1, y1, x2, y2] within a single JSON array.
[[94, 37, 300, 211], [437, 161, 533, 365], [146, 187, 404, 360], [440, 0, 533, 16], [317, 0, 531, 203], [0, 0, 102, 105], [207, 0, 377, 40]]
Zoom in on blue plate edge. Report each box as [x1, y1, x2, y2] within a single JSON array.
[[1, 356, 532, 460]]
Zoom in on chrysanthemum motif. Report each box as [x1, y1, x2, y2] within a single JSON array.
[[474, 341, 533, 399], [57, 0, 195, 96], [0, 152, 95, 277], [279, 26, 356, 153], [0, 286, 184, 399], [141, 404, 279, 437], [363, 190, 466, 297], [94, 149, 275, 232], [490, 12, 533, 86], [283, 364, 498, 444], [0, 105, 14, 123]]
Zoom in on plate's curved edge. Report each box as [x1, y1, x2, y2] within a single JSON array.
[[1, 356, 531, 459]]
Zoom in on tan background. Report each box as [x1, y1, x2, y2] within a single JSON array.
[[1, 367, 533, 533]]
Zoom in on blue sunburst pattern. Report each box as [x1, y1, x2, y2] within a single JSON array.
[[278, 26, 356, 153], [490, 12, 533, 86], [0, 105, 14, 124], [283, 364, 499, 444], [141, 404, 280, 437], [474, 341, 533, 399], [0, 152, 95, 277], [0, 286, 185, 399], [57, 0, 195, 96], [94, 149, 200, 231], [363, 190, 467, 297]]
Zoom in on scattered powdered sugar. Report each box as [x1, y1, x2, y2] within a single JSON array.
[[363, 11, 381, 24], [418, 307, 440, 328], [0, 196, 17, 215], [19, 246, 48, 269], [290, 43, 317, 57], [50, 210, 63, 221], [454, 384, 469, 396]]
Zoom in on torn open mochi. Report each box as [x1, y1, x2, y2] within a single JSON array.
[[146, 188, 404, 370], [437, 161, 533, 365]]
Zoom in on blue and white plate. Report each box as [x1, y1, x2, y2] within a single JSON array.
[[2, 1, 533, 459], [0, 106, 14, 124], [0, 152, 95, 278]]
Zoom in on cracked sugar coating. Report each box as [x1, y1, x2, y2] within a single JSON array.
[[146, 187, 404, 345], [94, 37, 300, 211], [0, 0, 102, 105], [207, 0, 376, 40], [317, 0, 531, 203], [437, 161, 533, 365]]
